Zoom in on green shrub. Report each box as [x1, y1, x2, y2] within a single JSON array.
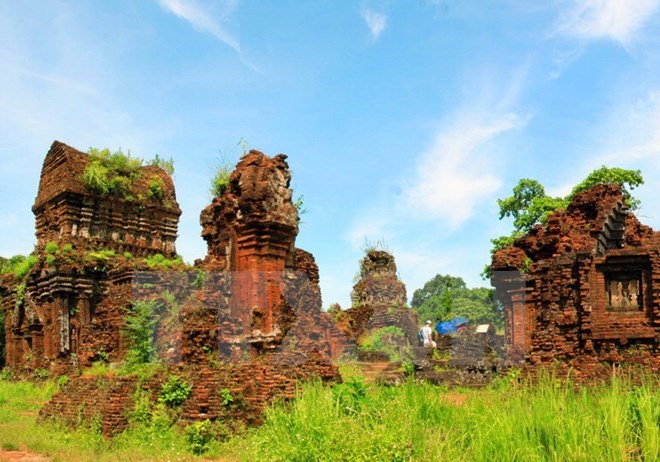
[[32, 368, 49, 380], [86, 249, 116, 262], [14, 283, 26, 307], [219, 388, 234, 406], [143, 253, 183, 270], [332, 377, 370, 415], [108, 175, 132, 196], [44, 242, 59, 254], [45, 254, 56, 266], [148, 178, 164, 200], [359, 326, 404, 350], [1, 442, 18, 451], [159, 375, 192, 407], [358, 326, 409, 362], [185, 419, 213, 455], [0, 310, 5, 369], [0, 255, 28, 276], [56, 375, 69, 387], [210, 164, 231, 197], [83, 148, 143, 198], [82, 162, 111, 194]]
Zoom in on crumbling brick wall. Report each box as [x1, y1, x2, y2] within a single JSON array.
[[39, 356, 340, 437], [492, 184, 659, 378]]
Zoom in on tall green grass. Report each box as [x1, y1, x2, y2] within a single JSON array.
[[0, 379, 228, 461], [0, 372, 657, 461], [245, 373, 659, 462]]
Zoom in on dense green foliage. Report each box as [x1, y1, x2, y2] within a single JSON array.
[[250, 374, 659, 462], [0, 252, 37, 364], [159, 375, 192, 407], [83, 148, 143, 197], [358, 326, 409, 361], [185, 419, 216, 455], [0, 254, 37, 279], [0, 308, 4, 368], [570, 166, 644, 210], [497, 178, 569, 237], [143, 253, 184, 270], [411, 274, 502, 327], [0, 371, 657, 461], [82, 148, 174, 201]]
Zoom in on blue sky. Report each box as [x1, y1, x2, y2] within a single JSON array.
[[2, 1, 660, 308]]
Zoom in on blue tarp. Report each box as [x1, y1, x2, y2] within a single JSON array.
[[435, 317, 470, 335]]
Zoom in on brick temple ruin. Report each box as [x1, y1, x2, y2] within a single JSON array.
[[492, 184, 660, 378], [335, 250, 419, 346], [0, 141, 351, 434], [3, 140, 658, 434], [1, 141, 182, 373]]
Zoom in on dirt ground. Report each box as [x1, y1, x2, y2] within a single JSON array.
[[0, 451, 49, 462]]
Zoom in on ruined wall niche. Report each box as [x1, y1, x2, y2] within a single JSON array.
[[492, 183, 660, 378], [597, 257, 650, 313]]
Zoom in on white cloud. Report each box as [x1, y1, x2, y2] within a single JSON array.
[[156, 0, 257, 70], [550, 90, 660, 227], [591, 91, 660, 166], [361, 8, 387, 40], [555, 0, 660, 46], [404, 112, 524, 228], [344, 64, 529, 258]]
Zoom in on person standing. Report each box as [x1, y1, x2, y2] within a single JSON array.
[[422, 320, 436, 348]]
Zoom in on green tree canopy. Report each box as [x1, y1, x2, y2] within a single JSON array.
[[490, 166, 643, 257], [411, 274, 502, 327], [483, 166, 644, 279], [569, 166, 644, 210]]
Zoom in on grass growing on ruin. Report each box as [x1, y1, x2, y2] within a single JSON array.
[[0, 371, 657, 461]]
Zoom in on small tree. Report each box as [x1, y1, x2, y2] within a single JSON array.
[[122, 300, 159, 365]]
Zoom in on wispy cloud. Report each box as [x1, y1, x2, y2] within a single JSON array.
[[549, 0, 660, 77], [345, 65, 529, 248], [546, 90, 660, 225], [555, 0, 660, 46], [590, 90, 660, 167], [156, 0, 257, 69], [404, 113, 523, 228], [361, 8, 387, 40]]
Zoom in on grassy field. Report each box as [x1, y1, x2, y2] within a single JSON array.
[[0, 368, 657, 461]]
